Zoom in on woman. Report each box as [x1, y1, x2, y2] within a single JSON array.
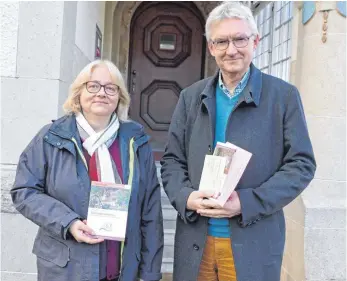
[[11, 60, 163, 281]]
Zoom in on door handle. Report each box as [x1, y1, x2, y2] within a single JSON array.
[[131, 70, 137, 92]]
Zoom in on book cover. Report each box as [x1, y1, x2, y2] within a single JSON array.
[[87, 181, 131, 241]]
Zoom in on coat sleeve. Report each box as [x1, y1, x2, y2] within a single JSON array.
[[237, 86, 316, 227], [160, 91, 198, 224], [138, 143, 164, 281], [11, 133, 81, 239]]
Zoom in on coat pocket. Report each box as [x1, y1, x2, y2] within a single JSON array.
[[33, 234, 70, 267]]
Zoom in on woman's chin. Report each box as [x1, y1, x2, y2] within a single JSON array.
[[89, 109, 114, 117]]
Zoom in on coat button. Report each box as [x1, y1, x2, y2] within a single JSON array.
[[193, 244, 199, 250], [57, 142, 61, 146]]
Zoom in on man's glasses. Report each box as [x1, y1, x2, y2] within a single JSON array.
[[211, 35, 254, 50], [85, 81, 119, 96]]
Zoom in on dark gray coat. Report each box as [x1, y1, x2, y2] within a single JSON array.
[[11, 115, 163, 281], [160, 64, 316, 281]]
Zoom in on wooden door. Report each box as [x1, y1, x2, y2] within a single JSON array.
[[129, 2, 205, 157]]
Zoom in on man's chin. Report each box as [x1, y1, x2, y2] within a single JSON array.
[[222, 64, 243, 74]]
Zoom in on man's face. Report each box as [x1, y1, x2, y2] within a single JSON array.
[[208, 18, 259, 75]]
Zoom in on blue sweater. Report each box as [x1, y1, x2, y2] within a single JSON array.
[[208, 71, 250, 237]]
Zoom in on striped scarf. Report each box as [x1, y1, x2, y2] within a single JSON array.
[[76, 112, 122, 184]]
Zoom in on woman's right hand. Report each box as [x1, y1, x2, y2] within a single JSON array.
[[69, 220, 104, 244]]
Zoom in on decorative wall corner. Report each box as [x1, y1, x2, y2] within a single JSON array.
[[302, 1, 316, 24], [336, 1, 347, 17]]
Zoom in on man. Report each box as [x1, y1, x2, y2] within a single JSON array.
[[160, 2, 316, 281]]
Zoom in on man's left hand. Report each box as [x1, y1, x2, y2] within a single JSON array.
[[197, 191, 241, 218]]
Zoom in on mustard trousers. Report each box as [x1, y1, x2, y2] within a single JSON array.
[[197, 236, 237, 281]]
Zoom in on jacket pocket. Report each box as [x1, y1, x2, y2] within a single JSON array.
[[33, 234, 70, 267]]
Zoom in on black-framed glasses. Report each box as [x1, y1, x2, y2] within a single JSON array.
[[211, 35, 254, 50], [85, 81, 120, 96]]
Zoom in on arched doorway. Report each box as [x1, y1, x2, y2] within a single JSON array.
[[128, 2, 206, 159]]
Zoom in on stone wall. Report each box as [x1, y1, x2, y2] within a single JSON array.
[[1, 2, 106, 279], [282, 2, 346, 281]]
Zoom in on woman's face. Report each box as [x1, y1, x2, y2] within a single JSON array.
[[79, 65, 120, 118]]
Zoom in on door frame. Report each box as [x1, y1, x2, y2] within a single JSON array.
[[127, 1, 207, 160]]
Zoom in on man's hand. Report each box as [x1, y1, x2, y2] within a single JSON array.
[[186, 190, 215, 211], [69, 220, 104, 244], [197, 191, 241, 218]]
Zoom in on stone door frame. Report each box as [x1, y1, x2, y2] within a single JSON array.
[[103, 1, 220, 83]]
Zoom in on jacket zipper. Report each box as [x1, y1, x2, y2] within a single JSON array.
[[119, 137, 136, 280], [71, 137, 88, 171]]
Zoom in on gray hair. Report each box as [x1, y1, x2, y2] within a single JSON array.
[[205, 1, 259, 41]]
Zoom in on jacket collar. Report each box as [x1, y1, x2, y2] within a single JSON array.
[[49, 114, 146, 145], [199, 63, 262, 107], [246, 63, 262, 106], [49, 114, 78, 140]]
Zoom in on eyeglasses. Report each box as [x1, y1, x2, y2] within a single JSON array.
[[211, 35, 254, 50], [85, 81, 119, 96]]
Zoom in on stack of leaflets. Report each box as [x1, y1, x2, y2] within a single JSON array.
[[199, 142, 252, 207], [87, 181, 131, 241]]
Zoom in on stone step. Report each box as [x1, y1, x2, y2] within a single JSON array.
[[156, 162, 175, 274], [162, 206, 177, 223], [163, 228, 175, 266], [163, 219, 176, 230], [161, 258, 174, 274], [162, 230, 175, 272], [163, 244, 174, 261], [164, 229, 175, 247], [160, 189, 171, 205]]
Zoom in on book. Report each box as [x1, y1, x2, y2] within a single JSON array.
[[199, 142, 252, 207], [87, 181, 131, 241]]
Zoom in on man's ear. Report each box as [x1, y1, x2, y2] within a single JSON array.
[[253, 34, 260, 50], [208, 41, 216, 57]]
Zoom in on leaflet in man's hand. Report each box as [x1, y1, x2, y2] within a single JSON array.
[[199, 155, 228, 193], [87, 181, 130, 241], [199, 142, 252, 207]]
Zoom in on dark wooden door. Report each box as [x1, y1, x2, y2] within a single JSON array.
[[129, 2, 205, 156]]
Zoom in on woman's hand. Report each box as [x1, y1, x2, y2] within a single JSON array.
[[69, 220, 104, 244]]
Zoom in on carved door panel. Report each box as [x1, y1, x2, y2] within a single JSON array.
[[129, 2, 205, 157]]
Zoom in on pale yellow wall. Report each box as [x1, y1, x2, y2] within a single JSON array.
[[283, 1, 346, 281]]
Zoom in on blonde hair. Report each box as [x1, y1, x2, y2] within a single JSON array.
[[63, 60, 130, 121]]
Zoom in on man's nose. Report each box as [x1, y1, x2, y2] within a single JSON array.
[[226, 41, 238, 55]]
